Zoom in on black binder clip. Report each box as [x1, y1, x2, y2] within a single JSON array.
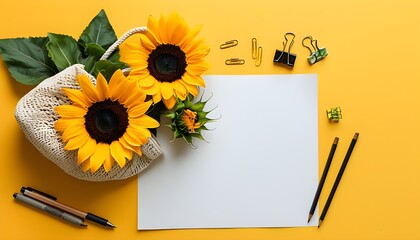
[[273, 32, 296, 68]]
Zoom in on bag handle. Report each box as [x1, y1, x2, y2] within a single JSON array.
[[100, 27, 147, 60]]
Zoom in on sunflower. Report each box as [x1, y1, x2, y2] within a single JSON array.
[[120, 12, 210, 110], [54, 70, 160, 173], [166, 94, 214, 145]]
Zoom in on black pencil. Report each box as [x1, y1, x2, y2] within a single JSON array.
[[318, 132, 359, 227], [307, 137, 339, 223]]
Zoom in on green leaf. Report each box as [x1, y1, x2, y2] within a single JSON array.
[[46, 33, 82, 71], [0, 37, 58, 85], [79, 9, 117, 51], [92, 60, 125, 81], [85, 43, 105, 57], [82, 43, 106, 72], [107, 51, 121, 63]]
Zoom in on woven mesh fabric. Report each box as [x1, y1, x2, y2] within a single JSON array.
[[14, 64, 163, 181]]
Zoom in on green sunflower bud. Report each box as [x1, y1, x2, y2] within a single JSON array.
[[166, 94, 215, 144]]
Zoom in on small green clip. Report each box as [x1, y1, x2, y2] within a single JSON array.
[[327, 107, 342, 122], [303, 36, 328, 65]]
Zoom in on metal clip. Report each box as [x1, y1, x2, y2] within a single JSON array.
[[302, 36, 328, 65], [255, 46, 262, 67], [273, 32, 296, 68], [220, 40, 238, 49], [225, 58, 245, 65], [326, 107, 342, 122], [252, 38, 258, 59], [252, 38, 263, 67]]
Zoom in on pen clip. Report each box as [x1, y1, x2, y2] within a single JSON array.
[[21, 187, 57, 200]]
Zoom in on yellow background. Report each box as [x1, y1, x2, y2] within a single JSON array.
[[1, 0, 419, 239]]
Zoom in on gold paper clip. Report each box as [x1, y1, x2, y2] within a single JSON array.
[[220, 40, 238, 49], [225, 58, 245, 65], [252, 38, 263, 67], [255, 46, 262, 67], [252, 38, 258, 59]]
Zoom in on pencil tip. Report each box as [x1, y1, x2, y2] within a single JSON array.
[[318, 220, 322, 228], [354, 132, 359, 139], [307, 214, 313, 223], [107, 222, 116, 228]]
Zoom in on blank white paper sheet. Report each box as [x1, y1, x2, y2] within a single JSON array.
[[138, 74, 319, 229]]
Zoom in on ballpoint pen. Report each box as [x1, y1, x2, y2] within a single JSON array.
[[13, 193, 87, 226], [21, 187, 116, 228]]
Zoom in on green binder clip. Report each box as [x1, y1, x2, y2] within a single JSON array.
[[302, 36, 328, 65], [327, 107, 342, 122]]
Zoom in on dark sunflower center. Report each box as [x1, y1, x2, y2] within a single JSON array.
[[84, 99, 129, 144], [155, 54, 179, 74], [148, 44, 187, 83], [94, 109, 118, 133]]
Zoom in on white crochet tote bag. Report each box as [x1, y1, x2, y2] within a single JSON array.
[[14, 27, 163, 181]]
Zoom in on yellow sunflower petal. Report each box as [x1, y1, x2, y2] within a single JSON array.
[[122, 147, 134, 160], [125, 43, 150, 60], [127, 126, 151, 144], [187, 47, 210, 62], [108, 70, 126, 100], [55, 118, 84, 132], [181, 82, 199, 96], [129, 66, 149, 76], [158, 14, 168, 43], [110, 141, 127, 168], [96, 73, 109, 100], [62, 124, 86, 143], [130, 115, 160, 129], [163, 96, 177, 110], [64, 133, 89, 151], [167, 12, 188, 45], [119, 138, 142, 156], [89, 142, 109, 173], [77, 74, 100, 102], [186, 60, 210, 76], [120, 42, 150, 64], [103, 151, 114, 172], [142, 81, 161, 95], [138, 75, 156, 88], [131, 145, 142, 156], [181, 25, 203, 50], [140, 34, 157, 52], [172, 80, 188, 100], [119, 79, 141, 105], [77, 137, 97, 165], [152, 93, 162, 104], [123, 91, 146, 109], [123, 128, 142, 146], [62, 88, 91, 108], [161, 82, 175, 100], [181, 73, 206, 87], [55, 105, 86, 118], [176, 91, 186, 101], [146, 15, 161, 44], [119, 136, 136, 158], [183, 38, 206, 55], [82, 160, 91, 172], [128, 101, 153, 117]]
